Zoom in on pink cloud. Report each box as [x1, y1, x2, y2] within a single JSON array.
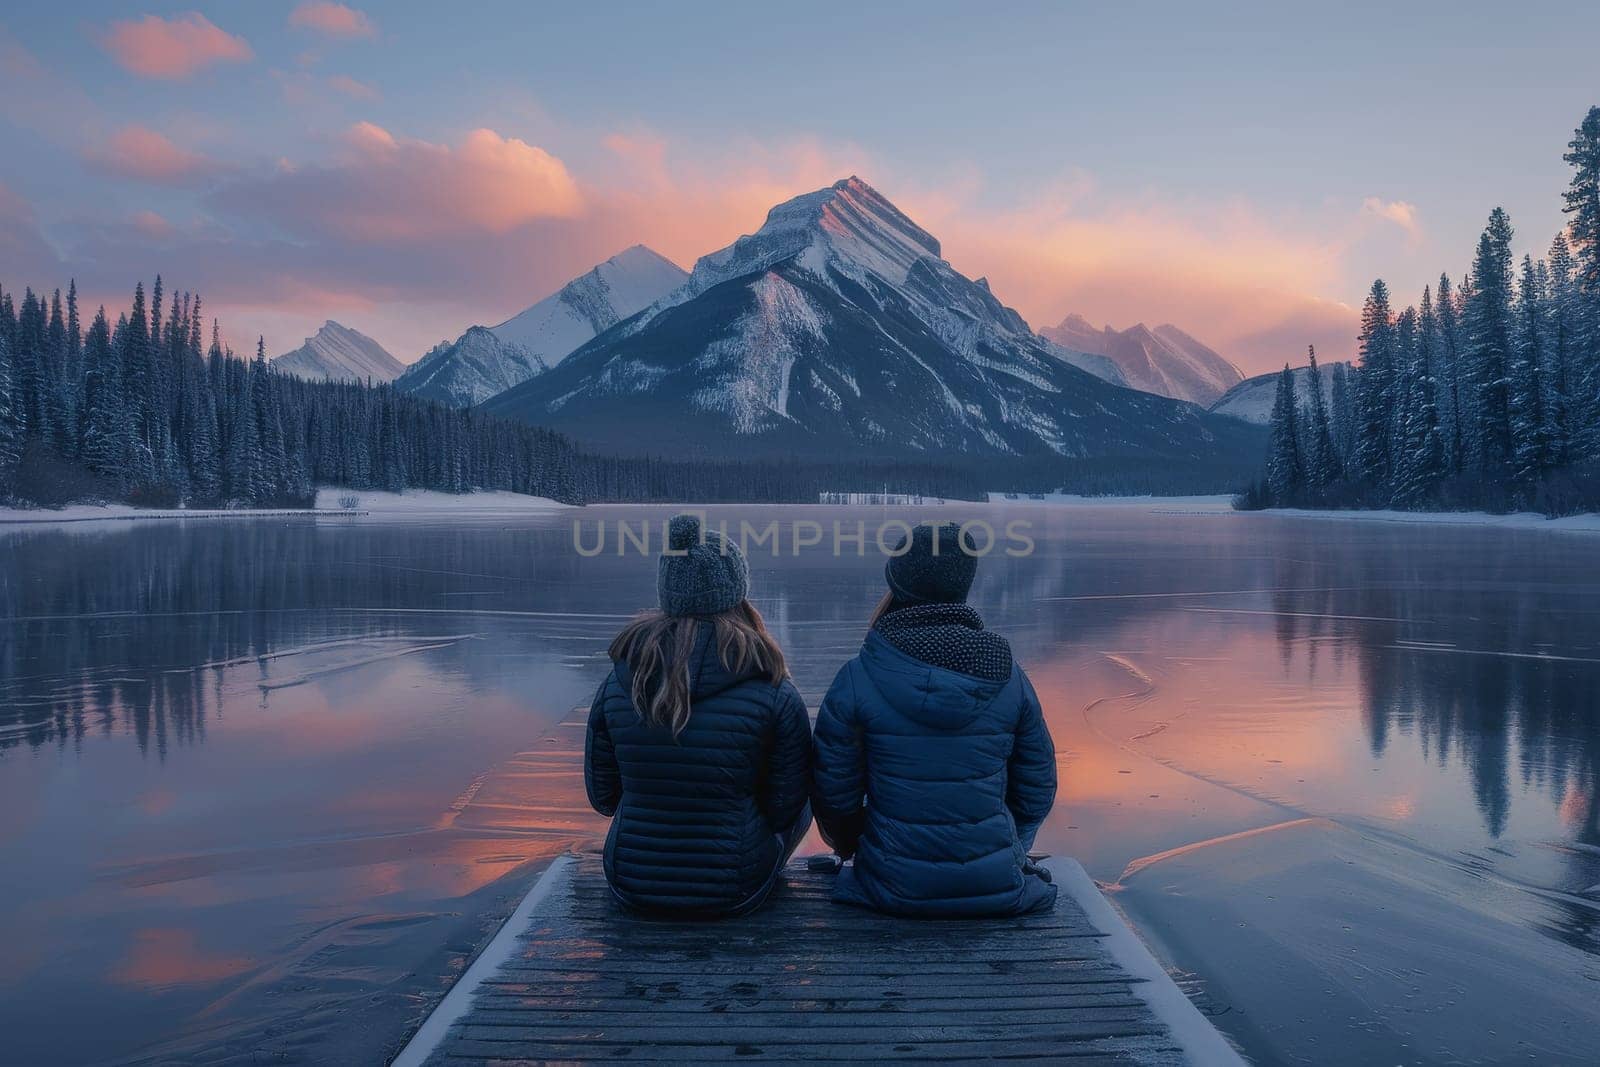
[[100, 13, 252, 80], [1361, 196, 1422, 244], [289, 2, 376, 38], [905, 183, 1364, 372], [327, 73, 379, 100], [129, 210, 174, 239], [28, 123, 1368, 373], [213, 123, 583, 242], [85, 126, 225, 185]]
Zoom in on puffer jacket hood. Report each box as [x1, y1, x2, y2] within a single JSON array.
[[859, 631, 1002, 731], [811, 609, 1058, 918]]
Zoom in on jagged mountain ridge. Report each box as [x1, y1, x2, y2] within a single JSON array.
[[395, 246, 687, 406], [1041, 314, 1244, 405], [271, 321, 403, 383], [482, 177, 1259, 463]]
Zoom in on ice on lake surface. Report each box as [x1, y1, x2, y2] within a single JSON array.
[[2, 504, 1598, 1065]]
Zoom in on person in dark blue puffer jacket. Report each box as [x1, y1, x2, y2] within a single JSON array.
[[585, 514, 812, 917], [812, 522, 1057, 917]]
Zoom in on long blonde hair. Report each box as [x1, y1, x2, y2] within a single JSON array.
[[609, 601, 787, 737]]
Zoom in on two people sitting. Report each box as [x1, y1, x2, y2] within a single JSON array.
[[584, 514, 1057, 919]]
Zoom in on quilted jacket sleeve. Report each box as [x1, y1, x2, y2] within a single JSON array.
[[1006, 669, 1056, 850], [811, 662, 867, 858], [583, 676, 621, 817], [760, 680, 813, 830]]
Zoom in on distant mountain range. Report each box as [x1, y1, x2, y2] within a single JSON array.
[[394, 246, 687, 406], [1208, 362, 1344, 425], [272, 321, 403, 383], [1041, 314, 1243, 406], [480, 177, 1259, 462]]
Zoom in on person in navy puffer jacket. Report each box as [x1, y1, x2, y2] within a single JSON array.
[[585, 514, 812, 917], [812, 522, 1058, 917]]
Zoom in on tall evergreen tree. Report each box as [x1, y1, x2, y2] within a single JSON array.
[[1393, 302, 1446, 507], [248, 338, 281, 503], [80, 308, 128, 485], [1330, 359, 1356, 468], [0, 334, 19, 479], [1443, 272, 1476, 472], [1545, 234, 1578, 452], [1266, 364, 1304, 502], [1509, 254, 1553, 488], [1353, 279, 1396, 486], [1563, 106, 1600, 292], [1464, 208, 1516, 474], [1302, 346, 1339, 489], [1562, 106, 1600, 459]]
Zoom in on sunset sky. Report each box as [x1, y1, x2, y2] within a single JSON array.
[[2, 2, 1597, 374]]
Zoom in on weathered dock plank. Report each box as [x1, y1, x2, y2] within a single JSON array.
[[395, 853, 1242, 1066]]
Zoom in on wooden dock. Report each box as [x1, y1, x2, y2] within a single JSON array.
[[395, 852, 1241, 1065]]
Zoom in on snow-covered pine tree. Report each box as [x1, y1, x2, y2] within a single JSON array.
[[1464, 209, 1516, 476], [63, 280, 81, 453], [1353, 280, 1396, 487], [249, 338, 283, 503], [80, 308, 129, 486], [1393, 302, 1446, 508], [1330, 360, 1355, 468], [1267, 364, 1304, 503], [46, 289, 71, 456], [1562, 106, 1600, 461], [1302, 346, 1339, 490], [1545, 235, 1577, 457], [1509, 254, 1552, 490], [0, 333, 20, 483], [120, 282, 156, 486]]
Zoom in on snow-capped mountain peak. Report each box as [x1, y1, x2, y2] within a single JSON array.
[[685, 176, 939, 292], [395, 245, 687, 407], [484, 177, 1259, 464], [1040, 314, 1244, 405], [495, 244, 687, 353], [271, 321, 403, 383]]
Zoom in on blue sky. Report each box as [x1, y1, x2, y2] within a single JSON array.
[[2, 2, 1597, 371]]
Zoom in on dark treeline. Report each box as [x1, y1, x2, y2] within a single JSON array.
[[0, 278, 585, 508], [0, 275, 1252, 508], [1244, 106, 1600, 515]]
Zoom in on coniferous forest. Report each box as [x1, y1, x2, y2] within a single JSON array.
[[1243, 106, 1600, 516], [0, 279, 586, 508], [0, 281, 1005, 507]]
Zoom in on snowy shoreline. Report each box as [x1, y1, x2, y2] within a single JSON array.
[[1258, 504, 1600, 533], [0, 488, 571, 526], [988, 493, 1600, 532]]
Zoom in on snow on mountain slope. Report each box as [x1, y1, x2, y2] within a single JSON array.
[[484, 177, 1260, 463], [491, 245, 687, 363], [395, 327, 547, 408], [272, 321, 403, 383], [1040, 315, 1244, 405], [1209, 363, 1344, 425], [396, 246, 687, 406]]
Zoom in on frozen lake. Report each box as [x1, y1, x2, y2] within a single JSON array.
[[3, 503, 1598, 1064]]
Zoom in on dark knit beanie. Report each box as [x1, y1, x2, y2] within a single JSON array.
[[658, 514, 749, 617], [884, 522, 978, 605]]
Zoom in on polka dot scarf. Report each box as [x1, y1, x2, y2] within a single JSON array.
[[873, 603, 1013, 682]]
